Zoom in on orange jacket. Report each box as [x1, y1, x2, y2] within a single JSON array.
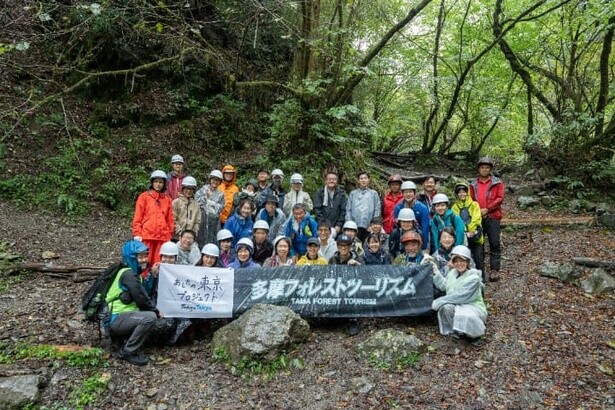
[[132, 189, 174, 241], [219, 164, 239, 224]]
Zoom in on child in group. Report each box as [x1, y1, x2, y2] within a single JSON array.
[[365, 216, 389, 257], [252, 220, 273, 265], [172, 176, 201, 241], [451, 182, 484, 274], [216, 229, 236, 268], [317, 220, 338, 261], [195, 170, 226, 248], [430, 194, 465, 254], [342, 220, 364, 257], [229, 238, 260, 270], [283, 173, 313, 216], [388, 208, 418, 259], [362, 233, 391, 265], [263, 236, 295, 267], [196, 243, 223, 268], [166, 154, 187, 201], [224, 198, 254, 247], [297, 237, 328, 265], [132, 170, 174, 268]]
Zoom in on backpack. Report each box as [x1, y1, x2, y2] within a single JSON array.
[[81, 262, 125, 322]]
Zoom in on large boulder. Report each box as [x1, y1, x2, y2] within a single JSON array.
[[517, 196, 540, 208], [537, 262, 581, 283], [597, 213, 615, 229], [580, 269, 615, 295], [212, 304, 310, 361], [355, 329, 426, 369], [0, 375, 40, 409]]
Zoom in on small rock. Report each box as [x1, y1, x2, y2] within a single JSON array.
[[351, 376, 374, 394], [517, 196, 540, 208], [597, 212, 615, 229], [147, 405, 157, 410], [580, 269, 615, 295], [145, 388, 158, 398], [537, 262, 580, 283], [66, 320, 83, 329], [42, 251, 58, 259], [157, 404, 168, 410]]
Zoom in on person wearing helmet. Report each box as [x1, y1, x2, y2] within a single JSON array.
[[346, 171, 381, 243], [313, 171, 348, 237], [392, 231, 438, 277], [430, 194, 465, 254], [172, 175, 201, 240], [175, 229, 201, 265], [255, 195, 286, 242], [388, 208, 418, 259], [229, 238, 259, 269], [432, 245, 487, 341], [393, 180, 430, 252], [132, 170, 174, 268], [417, 175, 438, 212], [342, 220, 364, 257], [106, 240, 161, 365], [252, 220, 273, 265], [216, 228, 236, 267], [231, 179, 259, 219], [258, 168, 286, 210], [451, 182, 484, 275], [195, 170, 226, 247], [224, 198, 254, 247], [297, 237, 328, 265], [283, 173, 313, 216], [383, 174, 404, 234], [219, 164, 239, 225], [285, 203, 319, 260], [166, 154, 187, 201], [196, 243, 222, 268], [470, 157, 504, 282], [262, 236, 294, 267]]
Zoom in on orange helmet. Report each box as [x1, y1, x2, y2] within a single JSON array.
[[401, 231, 422, 246]]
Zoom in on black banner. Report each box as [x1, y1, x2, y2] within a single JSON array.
[[233, 264, 434, 318]]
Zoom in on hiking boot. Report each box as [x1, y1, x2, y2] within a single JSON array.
[[488, 270, 500, 282], [117, 348, 148, 366], [347, 320, 361, 336]]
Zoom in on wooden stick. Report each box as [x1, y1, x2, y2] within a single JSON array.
[[572, 257, 615, 270]]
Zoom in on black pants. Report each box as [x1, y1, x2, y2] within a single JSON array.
[[482, 218, 501, 271], [357, 227, 369, 243]]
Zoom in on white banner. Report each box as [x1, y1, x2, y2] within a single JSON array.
[[157, 264, 234, 318]]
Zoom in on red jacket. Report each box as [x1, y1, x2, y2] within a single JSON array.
[[132, 190, 174, 241], [382, 191, 404, 234], [166, 172, 185, 201], [470, 176, 504, 220]]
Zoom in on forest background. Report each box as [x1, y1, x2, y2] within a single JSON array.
[[0, 0, 614, 217]]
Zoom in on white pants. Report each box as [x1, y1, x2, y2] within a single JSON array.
[[437, 303, 486, 338]]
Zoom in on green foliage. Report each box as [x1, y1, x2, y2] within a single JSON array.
[[0, 343, 106, 368], [367, 351, 421, 372], [67, 373, 111, 410], [213, 346, 303, 380]]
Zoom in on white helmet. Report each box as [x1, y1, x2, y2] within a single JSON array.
[[290, 173, 303, 184], [209, 170, 223, 180], [216, 229, 234, 242], [160, 241, 179, 256], [343, 220, 358, 231], [182, 176, 197, 188], [150, 170, 167, 181], [451, 245, 472, 261], [432, 193, 449, 205], [171, 154, 185, 164], [401, 181, 417, 191], [201, 243, 220, 257], [271, 169, 284, 179], [253, 220, 270, 231], [398, 208, 416, 222], [236, 237, 254, 253]]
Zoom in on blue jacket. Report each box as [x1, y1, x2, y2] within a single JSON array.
[[224, 211, 254, 247], [229, 258, 260, 270], [393, 200, 430, 250], [430, 209, 465, 252], [285, 215, 318, 256]]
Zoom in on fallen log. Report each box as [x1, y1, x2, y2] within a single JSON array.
[[572, 257, 615, 270], [370, 164, 450, 183], [6, 263, 105, 278], [501, 216, 594, 228]]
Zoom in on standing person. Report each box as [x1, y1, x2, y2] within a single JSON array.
[[346, 171, 381, 243], [470, 157, 504, 282], [283, 173, 313, 216], [417, 175, 438, 213], [263, 236, 295, 267], [132, 170, 174, 267], [388, 208, 419, 259], [106, 240, 161, 365], [432, 245, 486, 342], [382, 174, 404, 234], [285, 203, 318, 260], [229, 238, 260, 270], [176, 229, 201, 265], [451, 182, 484, 274], [172, 176, 201, 240], [216, 229, 236, 268], [166, 154, 186, 201], [224, 198, 255, 247], [317, 220, 338, 261], [195, 170, 226, 248], [252, 220, 273, 265], [430, 194, 465, 253], [256, 168, 270, 193], [297, 237, 328, 265], [312, 171, 347, 238], [258, 168, 286, 210], [393, 181, 431, 251], [219, 164, 239, 225], [255, 195, 286, 242]]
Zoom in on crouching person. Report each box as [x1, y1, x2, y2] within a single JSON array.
[[106, 240, 162, 365], [432, 245, 486, 342]]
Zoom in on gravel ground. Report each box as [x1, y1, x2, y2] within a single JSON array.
[[0, 198, 614, 409]]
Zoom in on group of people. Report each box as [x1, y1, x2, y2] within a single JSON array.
[[110, 155, 504, 364]]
